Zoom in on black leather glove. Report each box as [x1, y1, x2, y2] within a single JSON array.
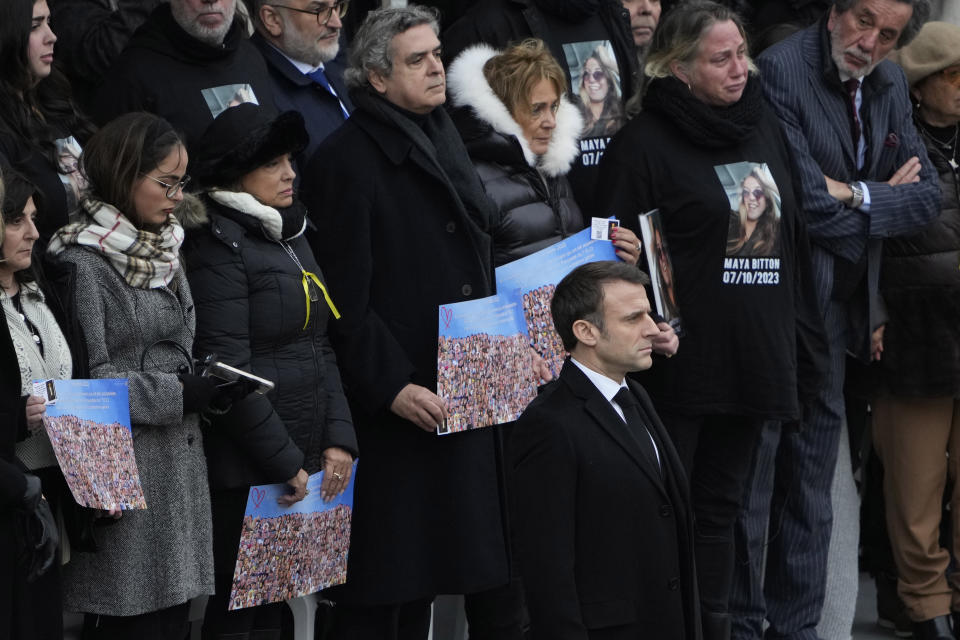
[[21, 475, 59, 582], [178, 373, 219, 414]]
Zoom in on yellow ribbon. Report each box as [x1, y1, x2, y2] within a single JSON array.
[[301, 271, 341, 330]]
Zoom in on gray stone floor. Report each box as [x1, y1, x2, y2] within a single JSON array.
[[62, 571, 896, 639]]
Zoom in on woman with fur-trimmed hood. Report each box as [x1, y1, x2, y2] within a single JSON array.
[[448, 39, 642, 267]]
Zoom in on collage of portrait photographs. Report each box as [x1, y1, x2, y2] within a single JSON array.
[[437, 226, 618, 433]]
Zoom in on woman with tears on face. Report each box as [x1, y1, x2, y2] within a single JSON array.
[[596, 3, 825, 637]]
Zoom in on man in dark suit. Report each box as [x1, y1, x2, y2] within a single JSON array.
[[246, 0, 352, 164], [731, 2, 939, 639], [511, 261, 699, 640]]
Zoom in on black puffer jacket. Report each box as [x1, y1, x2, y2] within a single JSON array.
[[877, 127, 960, 397], [182, 193, 357, 488], [448, 44, 586, 266]]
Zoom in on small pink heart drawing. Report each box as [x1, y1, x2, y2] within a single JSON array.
[[440, 306, 453, 329], [252, 487, 265, 509]]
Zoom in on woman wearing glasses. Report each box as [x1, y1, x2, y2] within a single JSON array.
[[48, 112, 220, 640], [0, 0, 94, 244]]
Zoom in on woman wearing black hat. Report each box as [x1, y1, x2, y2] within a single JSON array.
[[182, 103, 358, 640]]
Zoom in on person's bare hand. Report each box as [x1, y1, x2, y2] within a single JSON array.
[[277, 468, 308, 506], [611, 226, 642, 265], [320, 447, 354, 501], [651, 322, 679, 357], [25, 395, 46, 431], [390, 383, 448, 432], [888, 157, 921, 186], [870, 324, 885, 362], [530, 348, 555, 383], [96, 506, 122, 520]]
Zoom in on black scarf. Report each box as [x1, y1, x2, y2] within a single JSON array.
[[643, 74, 765, 148], [351, 89, 496, 291]]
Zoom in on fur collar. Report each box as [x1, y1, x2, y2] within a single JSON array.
[[173, 192, 209, 230], [447, 44, 584, 178], [206, 190, 306, 241]]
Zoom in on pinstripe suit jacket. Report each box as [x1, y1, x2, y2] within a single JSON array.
[[758, 20, 940, 360]]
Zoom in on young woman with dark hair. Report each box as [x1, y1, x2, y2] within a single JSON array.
[[0, 0, 95, 242], [47, 111, 218, 640]]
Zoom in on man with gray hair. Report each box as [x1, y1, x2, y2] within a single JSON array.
[[90, 0, 276, 149], [301, 6, 510, 638], [731, 1, 941, 639], [247, 0, 352, 163]]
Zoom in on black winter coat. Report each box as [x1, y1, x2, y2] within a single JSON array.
[[49, 0, 163, 112], [447, 44, 586, 267], [182, 193, 356, 489], [301, 95, 509, 605], [876, 127, 960, 397], [443, 0, 638, 214], [1, 314, 62, 640], [90, 4, 276, 150]]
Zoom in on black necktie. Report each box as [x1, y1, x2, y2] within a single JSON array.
[[843, 78, 862, 151], [613, 387, 661, 476]]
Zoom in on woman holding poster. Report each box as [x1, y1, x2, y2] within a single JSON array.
[[184, 103, 357, 639], [48, 112, 219, 639]]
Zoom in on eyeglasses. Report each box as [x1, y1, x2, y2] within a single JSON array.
[[584, 70, 606, 82], [941, 66, 960, 88], [267, 0, 349, 26], [142, 173, 191, 199], [741, 188, 765, 201]]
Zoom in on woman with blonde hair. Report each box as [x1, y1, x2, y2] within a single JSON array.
[[596, 3, 823, 637], [449, 38, 640, 268]]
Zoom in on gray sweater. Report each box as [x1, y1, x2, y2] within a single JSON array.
[[58, 246, 214, 616]]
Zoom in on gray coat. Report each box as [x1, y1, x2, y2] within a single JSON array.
[[58, 246, 214, 616]]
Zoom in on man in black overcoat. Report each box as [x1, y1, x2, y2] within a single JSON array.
[[301, 6, 509, 639], [511, 261, 700, 640]]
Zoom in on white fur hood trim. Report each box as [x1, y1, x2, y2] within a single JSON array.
[[207, 190, 306, 242], [447, 44, 584, 178]]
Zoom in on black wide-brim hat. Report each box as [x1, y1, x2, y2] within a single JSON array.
[[192, 103, 309, 188]]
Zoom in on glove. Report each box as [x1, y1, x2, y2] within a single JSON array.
[[21, 475, 59, 582], [207, 379, 260, 414], [178, 373, 219, 414]]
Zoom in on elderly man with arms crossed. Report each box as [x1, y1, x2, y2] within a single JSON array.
[[733, 1, 940, 639]]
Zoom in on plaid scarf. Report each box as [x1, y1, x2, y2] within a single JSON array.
[[47, 198, 184, 289]]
